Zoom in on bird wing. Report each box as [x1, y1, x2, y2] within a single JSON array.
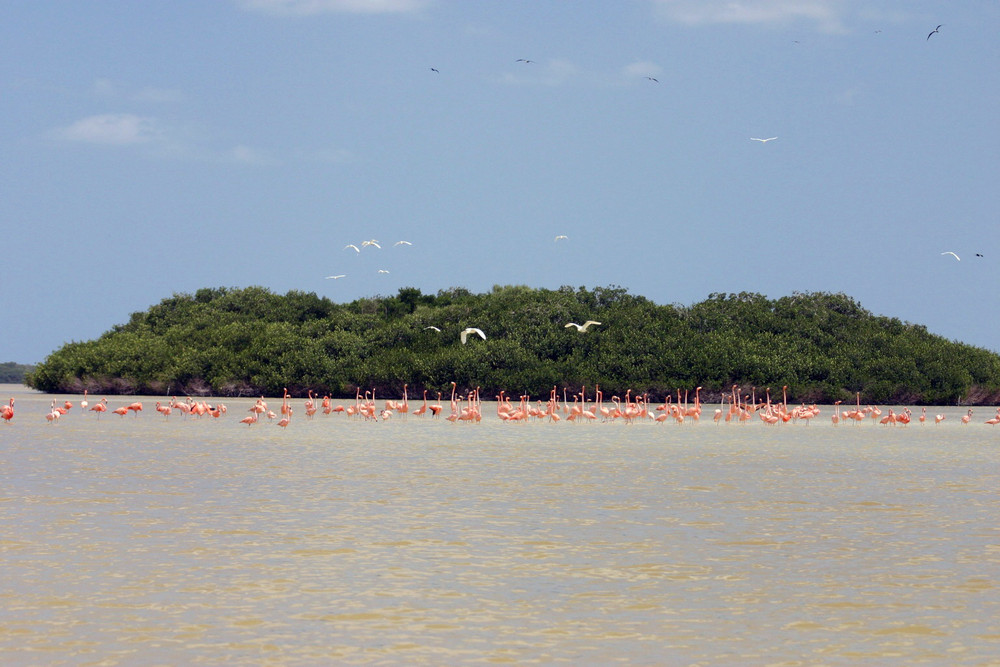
[[345, 244, 360, 252], [941, 252, 961, 261], [583, 320, 602, 328], [565, 323, 582, 330]]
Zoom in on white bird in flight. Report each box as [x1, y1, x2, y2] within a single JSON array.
[[750, 137, 778, 143], [362, 240, 381, 249], [941, 251, 961, 261], [565, 320, 602, 332], [424, 325, 441, 332], [377, 269, 390, 274], [460, 327, 486, 344], [325, 274, 346, 280], [394, 240, 413, 246], [344, 244, 360, 253], [554, 235, 568, 242]]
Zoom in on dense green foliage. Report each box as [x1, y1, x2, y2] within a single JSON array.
[[25, 285, 1000, 404], [0, 362, 35, 384]]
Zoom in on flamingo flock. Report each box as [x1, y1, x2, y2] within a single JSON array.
[[6, 385, 1000, 429]]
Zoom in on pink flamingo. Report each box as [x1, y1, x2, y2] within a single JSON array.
[[397, 384, 409, 417], [90, 398, 108, 419], [429, 392, 443, 417], [413, 390, 428, 416]]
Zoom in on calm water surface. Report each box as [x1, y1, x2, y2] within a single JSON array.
[[2, 385, 999, 665]]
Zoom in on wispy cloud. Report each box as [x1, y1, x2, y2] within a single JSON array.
[[652, 0, 851, 33], [51, 113, 164, 146], [226, 144, 280, 166], [499, 58, 580, 87], [235, 0, 431, 15], [622, 61, 663, 81], [91, 78, 185, 104], [48, 114, 314, 167]]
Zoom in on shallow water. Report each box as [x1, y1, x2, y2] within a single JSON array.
[[2, 385, 999, 665]]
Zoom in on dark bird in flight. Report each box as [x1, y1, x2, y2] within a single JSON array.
[[976, 253, 984, 258], [927, 24, 942, 40], [645, 76, 659, 83], [429, 67, 439, 73], [515, 59, 535, 64]]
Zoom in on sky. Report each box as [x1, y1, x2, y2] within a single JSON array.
[[2, 1, 998, 364]]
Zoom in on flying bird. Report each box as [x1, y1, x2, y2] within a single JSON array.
[[750, 137, 778, 143], [976, 253, 984, 258], [424, 326, 441, 332], [345, 244, 360, 253], [361, 240, 381, 249], [515, 59, 535, 64], [554, 235, 568, 242], [941, 252, 961, 261], [644, 76, 659, 83], [565, 320, 602, 332], [460, 327, 486, 344], [325, 275, 346, 280], [377, 269, 390, 274], [394, 240, 413, 246], [927, 24, 942, 40], [429, 67, 439, 73]]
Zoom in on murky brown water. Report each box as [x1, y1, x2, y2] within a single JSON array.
[[2, 385, 999, 665]]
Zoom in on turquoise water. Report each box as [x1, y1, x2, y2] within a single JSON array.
[[2, 385, 999, 664]]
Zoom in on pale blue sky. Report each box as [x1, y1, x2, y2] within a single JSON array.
[[3, 1, 998, 363]]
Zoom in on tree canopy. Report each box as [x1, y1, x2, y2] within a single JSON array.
[[25, 285, 1000, 404], [0, 362, 35, 384]]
